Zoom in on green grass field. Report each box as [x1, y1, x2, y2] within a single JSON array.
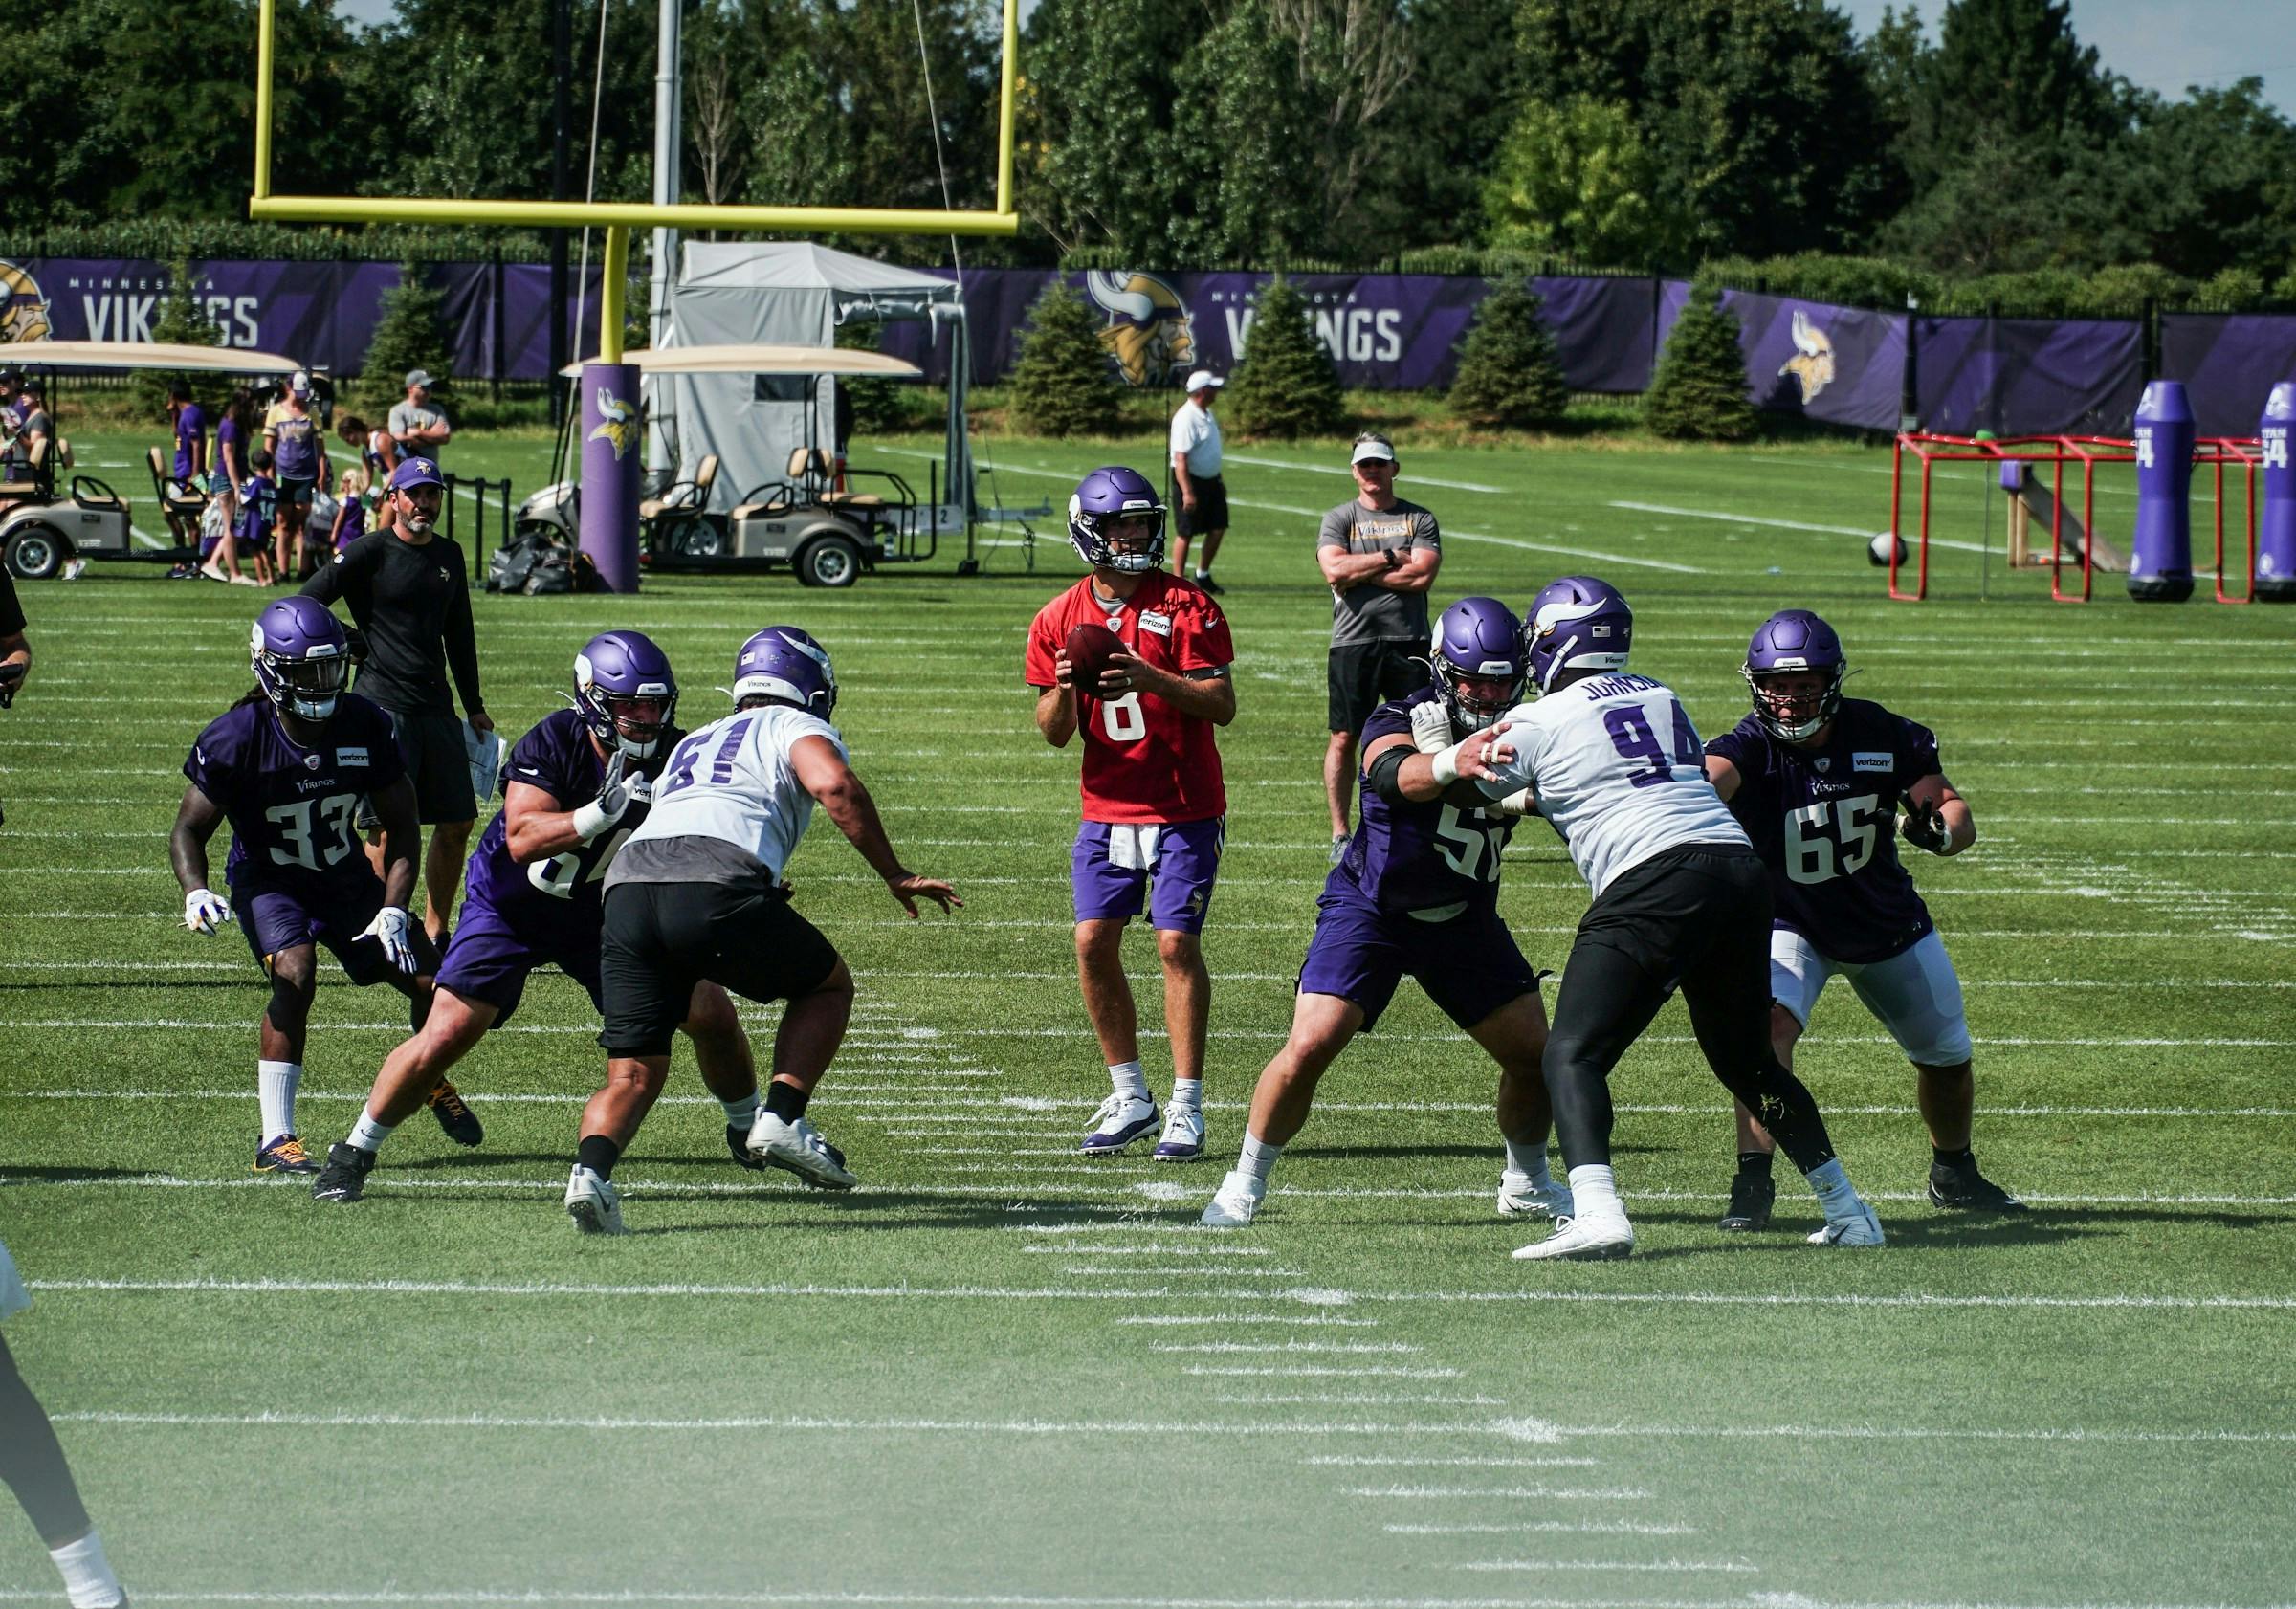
[[3, 429, 2292, 1606]]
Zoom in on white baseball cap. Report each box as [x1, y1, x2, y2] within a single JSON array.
[[1350, 433, 1397, 466], [289, 369, 312, 397], [1184, 369, 1225, 393]]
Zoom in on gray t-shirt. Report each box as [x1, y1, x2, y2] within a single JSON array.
[[389, 400, 450, 457], [1318, 496, 1440, 645]]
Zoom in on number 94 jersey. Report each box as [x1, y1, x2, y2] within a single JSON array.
[[183, 694, 405, 894], [462, 708, 681, 928], [1705, 698, 1938, 964]]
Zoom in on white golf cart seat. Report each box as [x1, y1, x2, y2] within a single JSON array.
[[147, 446, 210, 521], [0, 436, 51, 501]]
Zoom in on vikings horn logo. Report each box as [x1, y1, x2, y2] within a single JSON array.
[[1779, 308, 1835, 403], [1085, 271, 1196, 388], [0, 260, 53, 345], [585, 388, 640, 459]]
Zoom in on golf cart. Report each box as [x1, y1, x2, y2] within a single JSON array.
[[519, 343, 950, 587], [0, 340, 305, 580]]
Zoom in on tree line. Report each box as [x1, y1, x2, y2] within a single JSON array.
[[11, 0, 2296, 291]]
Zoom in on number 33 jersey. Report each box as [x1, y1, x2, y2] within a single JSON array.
[[1705, 698, 1939, 963], [1478, 673, 1749, 900], [183, 694, 406, 894], [462, 708, 681, 929]]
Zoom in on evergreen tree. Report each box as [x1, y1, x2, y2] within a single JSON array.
[[1225, 276, 1344, 440], [358, 265, 455, 417], [1007, 280, 1122, 437], [1645, 281, 1755, 442], [1448, 281, 1568, 429], [134, 257, 226, 422]]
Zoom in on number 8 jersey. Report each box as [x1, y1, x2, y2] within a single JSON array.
[[1479, 672, 1749, 899], [1705, 697, 1939, 963], [183, 693, 406, 894]]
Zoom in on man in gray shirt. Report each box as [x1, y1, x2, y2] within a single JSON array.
[[388, 370, 453, 464], [1317, 431, 1442, 860]]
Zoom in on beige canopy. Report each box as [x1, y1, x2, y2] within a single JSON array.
[[1, 340, 306, 374], [558, 343, 922, 379]]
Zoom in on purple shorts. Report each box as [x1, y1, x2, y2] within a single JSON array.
[[1295, 893, 1541, 1032], [435, 894, 603, 1026], [233, 877, 396, 985], [1071, 816, 1225, 934]]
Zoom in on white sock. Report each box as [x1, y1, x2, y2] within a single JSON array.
[[1108, 1060, 1150, 1101], [721, 1091, 762, 1128], [50, 1531, 122, 1609], [1237, 1132, 1282, 1182], [1806, 1157, 1861, 1217], [1503, 1135, 1553, 1184], [1193, 569, 1211, 580], [348, 1107, 396, 1154], [1566, 1163, 1627, 1224], [257, 1060, 302, 1143], [1168, 1077, 1203, 1113]]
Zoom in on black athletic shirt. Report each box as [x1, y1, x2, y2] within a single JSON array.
[[0, 565, 23, 636], [300, 530, 482, 719]]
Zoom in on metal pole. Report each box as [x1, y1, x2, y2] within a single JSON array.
[[254, 0, 276, 200], [648, 0, 682, 476], [549, 0, 571, 429], [603, 228, 629, 364]]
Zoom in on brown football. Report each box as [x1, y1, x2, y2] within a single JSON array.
[[1064, 622, 1127, 693]]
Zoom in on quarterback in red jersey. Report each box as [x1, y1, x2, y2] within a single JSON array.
[[1026, 466, 1237, 1160]]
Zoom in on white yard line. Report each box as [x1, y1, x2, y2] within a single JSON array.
[[1608, 498, 1990, 556], [1151, 1341, 1422, 1356], [1439, 528, 1707, 575], [1347, 1484, 1646, 1500], [1183, 1365, 1465, 1379], [1307, 1455, 1600, 1468], [1385, 1520, 1696, 1536], [1221, 452, 1506, 495], [1450, 1561, 1755, 1575], [1555, 1421, 2296, 1446]]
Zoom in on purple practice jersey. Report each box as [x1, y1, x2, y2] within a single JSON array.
[[184, 694, 404, 894], [1330, 685, 1517, 917], [463, 708, 680, 932], [1706, 696, 1941, 963]]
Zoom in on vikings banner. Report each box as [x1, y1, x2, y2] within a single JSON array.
[[1720, 292, 1906, 430], [1913, 317, 2143, 437], [2159, 314, 2296, 438], [875, 269, 1660, 394]]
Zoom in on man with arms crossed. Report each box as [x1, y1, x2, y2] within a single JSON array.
[[1703, 608, 2019, 1231], [1027, 467, 1237, 1162], [1168, 370, 1228, 593]]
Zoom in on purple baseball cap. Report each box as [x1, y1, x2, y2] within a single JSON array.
[[389, 456, 445, 492]]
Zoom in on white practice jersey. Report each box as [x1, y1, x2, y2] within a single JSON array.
[[625, 705, 847, 881], [1479, 672, 1749, 899]]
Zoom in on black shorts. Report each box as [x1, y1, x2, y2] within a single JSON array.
[[373, 709, 477, 827], [1328, 638, 1430, 736], [1568, 843, 1772, 998], [276, 477, 317, 511], [600, 879, 841, 1057], [1176, 474, 1227, 538]]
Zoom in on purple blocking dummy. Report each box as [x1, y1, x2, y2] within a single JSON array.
[[2129, 380, 2195, 603], [2256, 383, 2296, 603]]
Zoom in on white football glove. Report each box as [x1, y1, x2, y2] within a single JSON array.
[[1485, 786, 1540, 819], [571, 751, 637, 842], [183, 888, 232, 937], [360, 905, 420, 975], [1408, 698, 1454, 754]]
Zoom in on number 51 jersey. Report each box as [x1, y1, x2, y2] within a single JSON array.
[[1705, 697, 1939, 964], [183, 694, 405, 894]]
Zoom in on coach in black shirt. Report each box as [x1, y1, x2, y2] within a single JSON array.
[[302, 454, 492, 943], [0, 562, 26, 826]]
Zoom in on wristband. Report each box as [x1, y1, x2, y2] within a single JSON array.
[[571, 800, 614, 842], [1429, 739, 1464, 787]]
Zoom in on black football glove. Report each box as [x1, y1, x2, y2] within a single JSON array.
[[1902, 803, 1950, 855], [344, 627, 370, 666], [0, 661, 23, 709]]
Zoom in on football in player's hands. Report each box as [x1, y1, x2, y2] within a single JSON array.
[[1064, 623, 1126, 694], [1902, 802, 1950, 854]]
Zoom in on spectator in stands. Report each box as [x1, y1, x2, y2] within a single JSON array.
[[389, 370, 452, 465], [264, 372, 328, 581]]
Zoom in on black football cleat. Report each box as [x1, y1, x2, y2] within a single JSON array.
[[428, 1080, 484, 1147], [1717, 1170, 1776, 1232], [254, 1135, 321, 1175], [726, 1124, 765, 1171], [1928, 1161, 2027, 1213], [312, 1143, 377, 1203]]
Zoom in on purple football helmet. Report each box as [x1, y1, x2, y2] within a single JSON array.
[[574, 630, 677, 758], [732, 626, 837, 718], [1742, 608, 1846, 742], [1067, 466, 1166, 573], [1430, 596, 1527, 732], [1523, 575, 1633, 694], [249, 596, 351, 722]]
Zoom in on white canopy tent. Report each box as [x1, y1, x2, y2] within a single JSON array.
[[659, 242, 971, 526]]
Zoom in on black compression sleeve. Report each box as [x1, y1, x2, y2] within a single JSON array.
[[1365, 744, 1412, 804]]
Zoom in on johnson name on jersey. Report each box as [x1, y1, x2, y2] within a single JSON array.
[[1337, 686, 1518, 917], [465, 707, 682, 924], [183, 694, 405, 892], [623, 704, 847, 881], [1706, 697, 1940, 963], [1479, 672, 1747, 898]]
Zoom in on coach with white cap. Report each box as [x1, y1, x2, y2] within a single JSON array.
[[1169, 368, 1228, 593], [390, 369, 453, 465]]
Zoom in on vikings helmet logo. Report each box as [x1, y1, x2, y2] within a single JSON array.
[[1085, 271, 1196, 388], [1779, 308, 1835, 403], [585, 388, 640, 459], [0, 260, 53, 345]]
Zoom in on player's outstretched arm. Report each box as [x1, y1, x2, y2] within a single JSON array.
[[1703, 754, 1742, 804], [501, 781, 583, 863], [789, 735, 960, 918], [1904, 773, 1975, 856], [169, 786, 228, 930]]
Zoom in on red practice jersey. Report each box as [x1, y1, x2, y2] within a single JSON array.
[[1026, 571, 1234, 824]]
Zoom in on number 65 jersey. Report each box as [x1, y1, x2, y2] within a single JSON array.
[[1705, 698, 1939, 964], [1479, 672, 1750, 900], [184, 694, 405, 895]]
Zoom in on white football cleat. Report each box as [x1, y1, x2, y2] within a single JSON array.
[[748, 1112, 858, 1190], [1496, 1170, 1574, 1219], [1200, 1170, 1265, 1227], [1152, 1103, 1206, 1162], [1080, 1091, 1160, 1156], [564, 1164, 626, 1236], [1511, 1213, 1634, 1261], [1809, 1198, 1886, 1246]]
